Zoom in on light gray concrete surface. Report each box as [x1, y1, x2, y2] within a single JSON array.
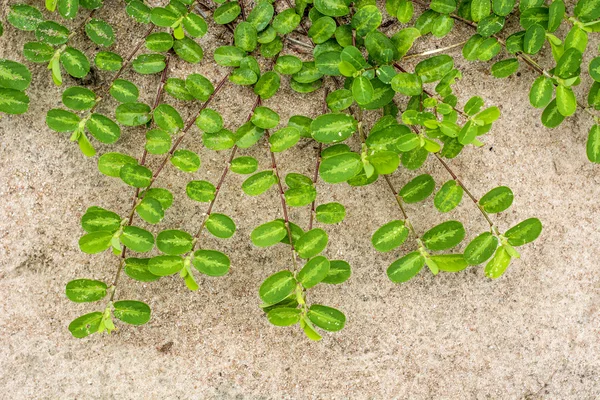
[[1, 0, 599, 398]]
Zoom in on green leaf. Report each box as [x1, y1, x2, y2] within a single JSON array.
[[297, 256, 330, 289], [86, 114, 120, 144], [422, 220, 466, 251], [267, 308, 301, 326], [554, 48, 582, 80], [310, 113, 357, 143], [156, 229, 193, 255], [275, 55, 303, 75], [326, 89, 353, 112], [234, 21, 258, 52], [174, 36, 203, 63], [144, 188, 173, 209], [586, 125, 600, 163], [252, 220, 287, 247], [431, 0, 457, 14], [309, 16, 336, 44], [136, 197, 164, 224], [308, 304, 346, 332], [66, 279, 107, 303], [479, 186, 513, 213], [491, 58, 519, 78], [269, 127, 301, 152], [171, 149, 200, 172], [351, 5, 382, 36], [98, 152, 137, 177], [555, 85, 577, 117], [124, 258, 160, 282], [79, 231, 112, 254], [60, 47, 90, 78], [399, 174, 435, 203], [126, 0, 151, 23], [529, 76, 553, 108], [186, 180, 216, 202], [322, 260, 351, 284], [205, 213, 236, 239], [464, 232, 498, 265], [121, 226, 154, 253], [352, 76, 374, 105], [541, 99, 565, 128], [387, 251, 425, 283], [183, 13, 208, 38], [231, 156, 259, 174], [492, 0, 515, 16], [367, 150, 400, 175], [319, 152, 362, 183], [146, 32, 174, 52], [251, 106, 280, 129], [150, 7, 178, 26], [62, 86, 95, 110], [505, 218, 542, 246], [471, 0, 491, 22], [272, 8, 300, 34], [145, 129, 171, 154], [574, 0, 600, 22], [95, 52, 122, 71], [285, 186, 317, 207], [85, 18, 114, 47], [415, 55, 454, 83], [434, 180, 463, 212], [214, 46, 246, 67], [314, 0, 349, 17], [247, 0, 274, 30], [113, 300, 151, 325], [430, 253, 468, 272], [259, 270, 296, 305], [81, 208, 120, 233], [0, 59, 32, 91], [192, 249, 230, 276], [214, 2, 241, 24], [523, 23, 545, 54], [391, 73, 422, 96], [242, 170, 277, 196], [119, 164, 152, 188], [69, 312, 102, 338], [372, 220, 409, 252], [296, 228, 328, 259], [46, 109, 80, 132], [148, 255, 183, 276], [132, 53, 166, 74], [115, 102, 151, 126], [484, 246, 511, 278], [36, 21, 69, 45], [23, 42, 54, 63], [153, 104, 183, 134], [185, 73, 214, 101], [0, 89, 30, 115], [315, 202, 346, 224], [7, 5, 44, 31], [254, 71, 280, 99], [165, 78, 193, 101]]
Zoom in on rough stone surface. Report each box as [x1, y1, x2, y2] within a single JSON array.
[[0, 0, 599, 398]]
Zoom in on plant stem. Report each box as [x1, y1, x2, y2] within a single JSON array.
[[189, 94, 262, 249], [308, 87, 329, 230], [265, 126, 300, 272], [89, 24, 156, 113], [108, 58, 170, 301], [144, 73, 231, 193]]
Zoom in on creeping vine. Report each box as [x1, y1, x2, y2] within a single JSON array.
[[5, 0, 597, 340]]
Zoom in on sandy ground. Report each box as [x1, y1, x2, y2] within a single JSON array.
[[1, 0, 599, 398]]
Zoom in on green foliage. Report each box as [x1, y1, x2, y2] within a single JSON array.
[[1, 0, 550, 341]]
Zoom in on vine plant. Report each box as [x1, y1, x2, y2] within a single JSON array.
[[5, 0, 595, 340]]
